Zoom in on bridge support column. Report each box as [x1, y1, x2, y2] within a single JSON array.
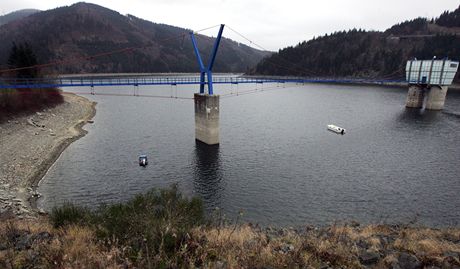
[[405, 85, 425, 108], [194, 93, 219, 145], [425, 85, 448, 110]]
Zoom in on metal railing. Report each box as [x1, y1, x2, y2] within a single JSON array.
[[0, 75, 407, 89]]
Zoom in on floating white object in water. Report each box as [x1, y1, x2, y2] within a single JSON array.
[[327, 124, 346, 134], [139, 154, 148, 166]]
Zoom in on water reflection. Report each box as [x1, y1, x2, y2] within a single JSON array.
[[192, 141, 223, 210], [396, 108, 441, 125]]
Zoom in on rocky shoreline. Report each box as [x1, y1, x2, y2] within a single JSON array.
[[0, 93, 96, 219]]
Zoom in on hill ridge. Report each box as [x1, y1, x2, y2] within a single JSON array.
[[251, 5, 460, 82], [0, 2, 269, 74], [0, 9, 41, 26]]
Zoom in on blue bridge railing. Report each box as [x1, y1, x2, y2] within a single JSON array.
[[0, 75, 406, 89]]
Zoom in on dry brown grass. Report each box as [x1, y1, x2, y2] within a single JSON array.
[[192, 225, 274, 267], [394, 227, 460, 256], [59, 225, 122, 268], [1, 218, 459, 268], [0, 219, 124, 269], [192, 224, 364, 268]]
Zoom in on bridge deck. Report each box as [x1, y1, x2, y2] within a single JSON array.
[[0, 76, 405, 89]]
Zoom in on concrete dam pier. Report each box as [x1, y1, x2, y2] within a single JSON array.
[[194, 94, 220, 145], [406, 85, 448, 110], [405, 58, 458, 110]]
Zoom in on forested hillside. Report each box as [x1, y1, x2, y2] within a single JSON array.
[[0, 3, 269, 74], [251, 6, 460, 82]]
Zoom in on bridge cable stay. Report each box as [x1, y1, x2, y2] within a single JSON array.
[[0, 24, 225, 98], [4, 77, 304, 100], [133, 84, 139, 96], [220, 83, 299, 99], [207, 26, 325, 81], [0, 22, 291, 99], [2, 24, 395, 86], [226, 24, 406, 82], [229, 24, 397, 80], [60, 91, 194, 100], [376, 67, 406, 80], [0, 24, 222, 75], [170, 83, 178, 98], [225, 25, 324, 78], [1, 23, 406, 86], [0, 22, 408, 96]]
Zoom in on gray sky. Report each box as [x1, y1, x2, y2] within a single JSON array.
[[1, 0, 459, 51]]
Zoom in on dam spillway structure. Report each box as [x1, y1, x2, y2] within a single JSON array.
[[405, 58, 459, 110], [190, 24, 224, 145]]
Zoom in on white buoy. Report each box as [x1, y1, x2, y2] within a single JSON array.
[[327, 124, 346, 134]]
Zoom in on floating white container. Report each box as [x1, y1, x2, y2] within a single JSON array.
[[327, 124, 346, 134]]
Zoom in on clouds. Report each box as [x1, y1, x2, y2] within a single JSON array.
[[2, 0, 459, 50]]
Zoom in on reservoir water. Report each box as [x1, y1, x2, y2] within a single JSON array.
[[38, 79, 460, 227]]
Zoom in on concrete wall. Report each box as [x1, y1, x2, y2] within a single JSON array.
[[425, 85, 448, 110], [405, 85, 425, 108], [194, 93, 220, 145]]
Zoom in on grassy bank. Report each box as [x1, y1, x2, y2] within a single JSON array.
[[1, 186, 459, 268]]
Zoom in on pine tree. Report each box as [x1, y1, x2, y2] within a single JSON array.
[[7, 42, 39, 79]]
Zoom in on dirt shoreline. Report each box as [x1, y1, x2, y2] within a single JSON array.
[[0, 93, 96, 219]]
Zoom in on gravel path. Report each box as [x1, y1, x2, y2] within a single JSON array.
[[0, 93, 96, 219]]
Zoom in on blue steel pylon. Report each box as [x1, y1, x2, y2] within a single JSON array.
[[190, 24, 224, 95]]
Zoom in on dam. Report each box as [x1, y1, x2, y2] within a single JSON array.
[[405, 58, 459, 110]]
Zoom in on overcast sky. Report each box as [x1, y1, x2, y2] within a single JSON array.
[[1, 0, 459, 51]]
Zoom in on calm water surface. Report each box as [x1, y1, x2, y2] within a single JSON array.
[[38, 80, 460, 227]]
